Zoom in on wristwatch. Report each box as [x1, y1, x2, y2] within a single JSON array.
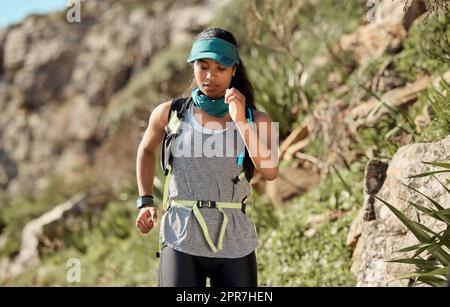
[[136, 195, 154, 209]]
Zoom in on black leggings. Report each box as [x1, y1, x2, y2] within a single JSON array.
[[158, 246, 257, 287]]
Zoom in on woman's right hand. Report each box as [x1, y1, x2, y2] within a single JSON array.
[[136, 207, 158, 234]]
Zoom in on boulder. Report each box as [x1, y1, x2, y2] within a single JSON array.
[[350, 135, 450, 286]]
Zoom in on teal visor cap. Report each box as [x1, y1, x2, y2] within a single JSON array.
[[187, 38, 240, 67]]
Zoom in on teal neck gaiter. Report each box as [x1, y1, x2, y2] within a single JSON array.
[[191, 86, 229, 117]]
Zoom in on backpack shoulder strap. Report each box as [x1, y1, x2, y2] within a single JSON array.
[[234, 106, 256, 183], [161, 97, 192, 175], [167, 97, 192, 123], [243, 106, 255, 182]]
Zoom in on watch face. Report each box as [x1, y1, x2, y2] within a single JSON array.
[[143, 197, 153, 205]]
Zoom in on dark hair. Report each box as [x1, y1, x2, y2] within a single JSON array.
[[186, 27, 256, 110]]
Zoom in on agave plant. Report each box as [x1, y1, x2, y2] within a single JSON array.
[[374, 161, 450, 287]]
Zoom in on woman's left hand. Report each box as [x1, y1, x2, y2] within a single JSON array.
[[225, 87, 246, 123]]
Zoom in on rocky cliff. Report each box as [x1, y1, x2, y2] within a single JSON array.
[[0, 0, 228, 197]]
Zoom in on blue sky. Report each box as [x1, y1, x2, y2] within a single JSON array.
[[0, 0, 67, 28]]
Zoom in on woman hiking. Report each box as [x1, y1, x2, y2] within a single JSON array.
[[135, 27, 279, 287]]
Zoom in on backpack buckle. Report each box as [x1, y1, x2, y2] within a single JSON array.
[[197, 200, 216, 208]]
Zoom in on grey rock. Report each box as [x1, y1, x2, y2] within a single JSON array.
[[350, 136, 450, 286]]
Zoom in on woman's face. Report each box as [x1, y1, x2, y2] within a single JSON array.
[[194, 59, 236, 99]]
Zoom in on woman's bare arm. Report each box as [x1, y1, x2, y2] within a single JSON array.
[[135, 100, 171, 234]]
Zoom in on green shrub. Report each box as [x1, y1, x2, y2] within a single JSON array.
[[256, 163, 365, 286], [394, 9, 450, 82], [0, 175, 92, 258], [211, 0, 365, 136], [417, 77, 450, 142], [2, 198, 161, 286]]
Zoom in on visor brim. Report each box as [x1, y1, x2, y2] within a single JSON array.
[[187, 52, 236, 67]]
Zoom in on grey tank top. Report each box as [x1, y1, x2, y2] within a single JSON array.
[[160, 103, 259, 258]]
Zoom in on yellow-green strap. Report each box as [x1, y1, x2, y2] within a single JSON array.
[[217, 207, 228, 251], [171, 200, 197, 206], [192, 204, 218, 253], [167, 110, 181, 134], [238, 172, 246, 181], [159, 164, 172, 252], [162, 164, 172, 210], [218, 203, 242, 209], [159, 209, 166, 251]]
